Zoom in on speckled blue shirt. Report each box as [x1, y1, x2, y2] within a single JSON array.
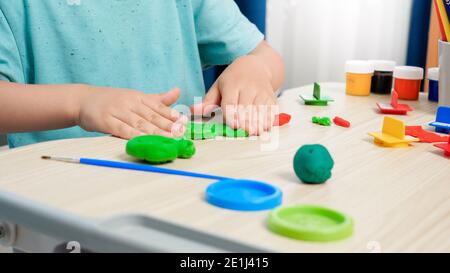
[[0, 0, 263, 147]]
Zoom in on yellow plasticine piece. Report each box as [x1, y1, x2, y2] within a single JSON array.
[[368, 117, 419, 148]]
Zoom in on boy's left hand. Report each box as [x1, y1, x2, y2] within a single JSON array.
[[191, 55, 278, 136]]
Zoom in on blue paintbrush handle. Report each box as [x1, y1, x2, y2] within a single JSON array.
[[79, 158, 230, 181]]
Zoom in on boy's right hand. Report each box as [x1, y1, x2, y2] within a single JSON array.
[[75, 86, 187, 140]]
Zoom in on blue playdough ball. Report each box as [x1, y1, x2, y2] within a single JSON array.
[[293, 144, 334, 184]]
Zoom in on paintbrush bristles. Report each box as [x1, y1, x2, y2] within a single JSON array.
[[40, 156, 80, 163]]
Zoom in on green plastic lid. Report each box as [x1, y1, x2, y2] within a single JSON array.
[[268, 205, 353, 242]]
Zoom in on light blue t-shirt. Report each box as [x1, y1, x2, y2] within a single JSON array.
[[0, 0, 263, 148]]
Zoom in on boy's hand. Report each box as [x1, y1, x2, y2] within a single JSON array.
[[192, 55, 278, 136], [76, 86, 187, 140]]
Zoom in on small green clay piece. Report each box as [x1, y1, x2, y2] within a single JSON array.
[[184, 122, 217, 140], [312, 116, 332, 126], [126, 135, 196, 164], [184, 122, 249, 139], [217, 124, 249, 138], [293, 144, 334, 184]]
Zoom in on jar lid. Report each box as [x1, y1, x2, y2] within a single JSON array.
[[267, 205, 354, 242], [428, 67, 439, 81], [345, 60, 374, 74], [369, 60, 396, 72], [205, 179, 282, 211], [393, 66, 424, 80]]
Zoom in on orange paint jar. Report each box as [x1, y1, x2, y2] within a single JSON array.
[[393, 66, 424, 100], [345, 61, 374, 96]]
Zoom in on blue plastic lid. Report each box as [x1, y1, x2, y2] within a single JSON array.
[[205, 179, 282, 211]]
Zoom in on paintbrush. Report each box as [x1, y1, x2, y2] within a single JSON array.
[[41, 156, 229, 181]]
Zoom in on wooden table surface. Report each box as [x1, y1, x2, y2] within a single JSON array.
[[1, 83, 449, 253]]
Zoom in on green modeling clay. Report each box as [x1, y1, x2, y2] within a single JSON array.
[[126, 135, 196, 164], [184, 122, 249, 140], [184, 122, 217, 140], [293, 144, 334, 184], [312, 116, 332, 126], [216, 124, 249, 138]]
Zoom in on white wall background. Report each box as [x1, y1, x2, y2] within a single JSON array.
[[266, 0, 413, 89]]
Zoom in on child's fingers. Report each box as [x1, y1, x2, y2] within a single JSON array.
[[237, 90, 255, 135], [154, 104, 182, 123], [237, 88, 256, 109], [266, 106, 275, 132], [133, 106, 172, 130], [145, 113, 180, 136], [142, 98, 184, 123], [243, 105, 259, 136], [153, 117, 185, 137], [254, 106, 264, 136], [134, 121, 174, 138], [252, 95, 265, 135], [135, 106, 186, 137], [158, 88, 181, 106], [265, 98, 278, 131], [234, 89, 256, 134], [196, 82, 221, 116], [260, 104, 271, 132], [254, 106, 264, 135], [221, 88, 240, 129], [107, 117, 144, 140], [252, 95, 269, 133], [239, 105, 256, 135], [255, 105, 266, 135], [236, 104, 250, 134], [237, 106, 246, 134], [112, 111, 173, 138], [158, 102, 186, 124]]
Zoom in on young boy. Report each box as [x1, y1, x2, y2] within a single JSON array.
[[0, 0, 284, 148]]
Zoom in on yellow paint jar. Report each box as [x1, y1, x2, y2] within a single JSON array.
[[345, 61, 375, 96]]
